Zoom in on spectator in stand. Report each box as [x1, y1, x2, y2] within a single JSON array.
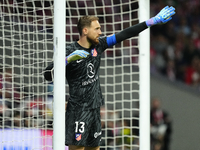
[[150, 97, 172, 150], [13, 110, 21, 128], [0, 68, 21, 108], [185, 56, 200, 86], [0, 100, 11, 128], [149, 0, 200, 90], [175, 17, 191, 36], [116, 119, 133, 150], [161, 59, 176, 81]]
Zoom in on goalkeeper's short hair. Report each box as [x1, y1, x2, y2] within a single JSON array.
[[77, 15, 99, 36]]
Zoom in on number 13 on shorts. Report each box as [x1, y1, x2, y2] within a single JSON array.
[[75, 121, 85, 133]]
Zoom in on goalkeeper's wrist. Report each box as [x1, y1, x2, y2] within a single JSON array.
[[145, 17, 157, 27], [65, 57, 68, 65], [146, 19, 153, 27]]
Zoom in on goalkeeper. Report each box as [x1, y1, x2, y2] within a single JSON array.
[[44, 6, 175, 150]]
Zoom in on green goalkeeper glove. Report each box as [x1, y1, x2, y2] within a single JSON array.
[[66, 50, 89, 64]]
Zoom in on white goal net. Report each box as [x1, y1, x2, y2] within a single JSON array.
[[0, 0, 143, 149]]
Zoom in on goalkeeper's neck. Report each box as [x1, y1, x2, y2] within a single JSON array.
[[77, 36, 92, 49]]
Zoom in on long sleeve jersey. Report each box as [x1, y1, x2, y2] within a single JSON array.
[[44, 21, 148, 111]]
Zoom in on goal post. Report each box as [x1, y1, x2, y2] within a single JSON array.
[[53, 0, 66, 149], [139, 0, 150, 150]]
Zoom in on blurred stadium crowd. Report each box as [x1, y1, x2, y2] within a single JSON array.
[[150, 0, 200, 89]]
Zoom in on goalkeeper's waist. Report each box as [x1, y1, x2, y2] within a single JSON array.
[[66, 98, 104, 111]]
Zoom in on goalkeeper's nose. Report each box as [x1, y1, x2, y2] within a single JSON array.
[[98, 29, 102, 35]]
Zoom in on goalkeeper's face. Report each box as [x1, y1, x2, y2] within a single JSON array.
[[86, 20, 102, 45]]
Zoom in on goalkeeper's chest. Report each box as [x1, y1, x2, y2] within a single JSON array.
[[67, 53, 101, 76]]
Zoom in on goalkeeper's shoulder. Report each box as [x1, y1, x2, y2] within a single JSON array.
[[65, 42, 77, 56]]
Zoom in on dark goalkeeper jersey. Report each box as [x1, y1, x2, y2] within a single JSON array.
[[66, 36, 109, 111], [43, 22, 148, 111]]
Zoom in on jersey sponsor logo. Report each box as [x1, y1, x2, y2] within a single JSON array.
[[94, 131, 101, 138], [82, 75, 98, 86], [82, 63, 98, 86], [87, 63, 95, 78], [75, 133, 82, 141], [91, 48, 97, 57]]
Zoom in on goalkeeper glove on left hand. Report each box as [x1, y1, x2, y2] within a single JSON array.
[[66, 50, 89, 65], [146, 6, 176, 27]]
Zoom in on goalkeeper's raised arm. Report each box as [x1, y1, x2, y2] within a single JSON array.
[[107, 6, 175, 47]]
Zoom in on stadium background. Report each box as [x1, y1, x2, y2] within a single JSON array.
[[1, 0, 200, 150]]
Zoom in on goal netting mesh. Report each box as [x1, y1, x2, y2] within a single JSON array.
[[0, 0, 140, 149]]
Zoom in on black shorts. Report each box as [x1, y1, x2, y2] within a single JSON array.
[[65, 107, 102, 147]]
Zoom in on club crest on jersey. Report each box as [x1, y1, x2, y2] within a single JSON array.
[[75, 134, 82, 141], [91, 48, 97, 57]]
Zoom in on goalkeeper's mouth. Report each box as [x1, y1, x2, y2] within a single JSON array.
[[96, 35, 100, 41], [95, 38, 99, 45]]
